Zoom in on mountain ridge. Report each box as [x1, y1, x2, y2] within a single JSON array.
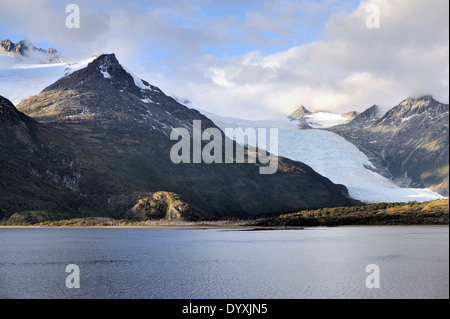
[[330, 96, 449, 196]]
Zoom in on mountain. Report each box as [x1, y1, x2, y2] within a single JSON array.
[[346, 105, 382, 127], [287, 106, 350, 129], [0, 54, 357, 223], [0, 39, 62, 63], [330, 96, 449, 196], [201, 110, 444, 204], [288, 106, 313, 119], [342, 111, 359, 120], [0, 95, 89, 220]]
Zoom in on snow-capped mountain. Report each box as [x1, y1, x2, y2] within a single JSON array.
[[288, 105, 352, 129], [201, 110, 445, 204]]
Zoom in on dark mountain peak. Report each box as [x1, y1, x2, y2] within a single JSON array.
[[89, 53, 130, 81], [88, 53, 145, 97], [17, 53, 209, 132], [399, 95, 434, 108], [43, 53, 162, 99], [0, 39, 14, 51], [288, 105, 313, 119], [348, 104, 382, 126], [0, 95, 22, 122], [364, 104, 381, 114], [0, 95, 33, 148], [402, 95, 434, 103], [380, 96, 448, 124], [91, 53, 119, 67], [0, 95, 14, 109]]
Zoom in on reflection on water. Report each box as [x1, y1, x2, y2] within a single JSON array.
[[0, 226, 448, 299]]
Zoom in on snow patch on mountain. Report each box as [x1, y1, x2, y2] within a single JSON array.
[[303, 112, 350, 128], [98, 64, 111, 79], [120, 64, 151, 91]]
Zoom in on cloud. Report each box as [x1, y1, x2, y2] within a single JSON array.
[[0, 0, 112, 59], [0, 0, 448, 119], [174, 0, 448, 119]]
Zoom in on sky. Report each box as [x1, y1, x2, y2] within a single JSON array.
[[0, 0, 448, 119]]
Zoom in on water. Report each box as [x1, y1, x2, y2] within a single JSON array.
[[0, 226, 448, 299]]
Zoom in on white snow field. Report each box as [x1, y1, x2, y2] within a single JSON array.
[[0, 55, 94, 105], [301, 111, 350, 128], [200, 111, 445, 204]]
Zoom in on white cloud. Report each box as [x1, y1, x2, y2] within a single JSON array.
[[0, 0, 448, 119], [161, 0, 449, 119]]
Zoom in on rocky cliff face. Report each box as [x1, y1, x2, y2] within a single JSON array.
[[330, 96, 449, 196], [1, 54, 358, 222]]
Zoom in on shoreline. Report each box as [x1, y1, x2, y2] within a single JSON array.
[[0, 224, 448, 230], [3, 199, 447, 229]]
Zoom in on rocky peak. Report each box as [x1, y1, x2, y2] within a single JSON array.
[[0, 95, 32, 146], [288, 106, 313, 119], [379, 96, 448, 125], [349, 104, 382, 126], [0, 39, 62, 63], [400, 95, 434, 105], [397, 95, 442, 112], [90, 53, 144, 97], [0, 95, 22, 122], [0, 39, 14, 51], [17, 53, 211, 135], [13, 40, 34, 54], [43, 53, 163, 100]]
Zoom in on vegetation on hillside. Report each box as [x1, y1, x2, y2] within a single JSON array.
[[255, 199, 449, 227], [1, 199, 448, 227]]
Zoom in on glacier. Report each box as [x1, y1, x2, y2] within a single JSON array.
[[200, 110, 445, 204], [0, 55, 94, 105]]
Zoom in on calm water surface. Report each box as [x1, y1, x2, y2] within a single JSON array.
[[0, 226, 448, 299]]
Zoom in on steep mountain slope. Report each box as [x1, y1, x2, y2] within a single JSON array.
[[202, 110, 444, 204], [0, 95, 89, 218], [1, 54, 357, 222], [288, 106, 313, 119], [330, 96, 449, 196]]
